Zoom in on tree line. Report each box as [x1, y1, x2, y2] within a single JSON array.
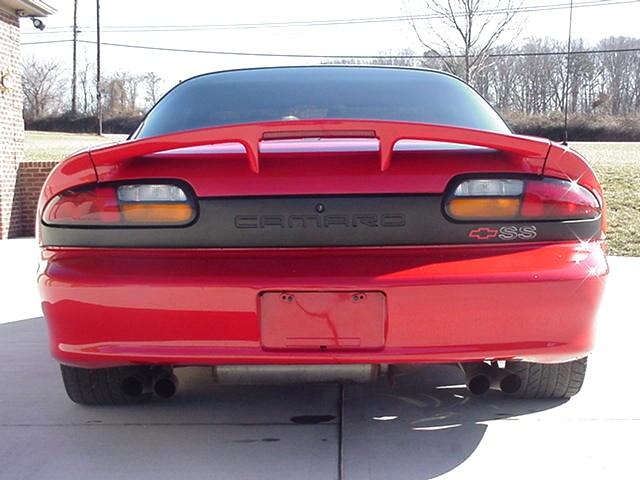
[[23, 36, 640, 123], [22, 56, 163, 120], [21, 0, 640, 123], [470, 36, 640, 117], [326, 35, 640, 118]]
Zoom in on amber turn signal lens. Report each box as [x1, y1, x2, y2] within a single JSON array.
[[446, 177, 600, 221], [42, 183, 197, 227], [448, 198, 521, 220], [121, 203, 194, 223]]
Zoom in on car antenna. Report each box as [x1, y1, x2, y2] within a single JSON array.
[[562, 0, 574, 146]]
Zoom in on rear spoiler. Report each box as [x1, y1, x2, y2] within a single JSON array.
[[88, 119, 551, 175]]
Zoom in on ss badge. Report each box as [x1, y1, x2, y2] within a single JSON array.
[[468, 225, 537, 241]]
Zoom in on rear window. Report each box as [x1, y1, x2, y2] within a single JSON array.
[[135, 66, 509, 139]]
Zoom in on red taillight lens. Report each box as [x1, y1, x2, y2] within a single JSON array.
[[520, 180, 600, 219], [43, 187, 121, 225], [446, 177, 600, 221], [42, 184, 195, 226]]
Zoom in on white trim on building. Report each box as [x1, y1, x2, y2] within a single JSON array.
[[0, 0, 56, 18]]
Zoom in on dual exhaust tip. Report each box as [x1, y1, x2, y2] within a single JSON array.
[[120, 368, 179, 399], [119, 364, 520, 398], [461, 363, 522, 395]]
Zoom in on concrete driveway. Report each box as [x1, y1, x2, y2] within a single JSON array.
[[1, 239, 638, 479]]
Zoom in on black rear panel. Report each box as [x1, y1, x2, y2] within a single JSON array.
[[41, 194, 601, 248]]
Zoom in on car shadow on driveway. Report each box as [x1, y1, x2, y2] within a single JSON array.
[[0, 317, 565, 480], [342, 366, 565, 479]]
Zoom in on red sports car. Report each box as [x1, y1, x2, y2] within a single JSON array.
[[37, 66, 607, 404]]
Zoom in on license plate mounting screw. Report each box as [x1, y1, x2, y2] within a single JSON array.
[[280, 294, 294, 303]]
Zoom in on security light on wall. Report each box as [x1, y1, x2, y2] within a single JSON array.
[[16, 10, 47, 30], [31, 17, 45, 30]]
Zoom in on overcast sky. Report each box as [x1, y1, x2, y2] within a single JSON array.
[[21, 0, 640, 94]]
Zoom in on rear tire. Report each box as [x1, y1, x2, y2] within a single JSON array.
[[505, 357, 588, 399], [60, 365, 153, 405]]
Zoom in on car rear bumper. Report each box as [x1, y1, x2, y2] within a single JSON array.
[[39, 242, 607, 368]]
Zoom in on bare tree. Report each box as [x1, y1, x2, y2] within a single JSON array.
[[22, 56, 66, 119], [597, 36, 640, 115], [407, 0, 523, 82], [367, 48, 420, 67], [320, 36, 640, 118], [143, 72, 163, 107], [321, 48, 419, 67], [123, 73, 142, 110], [566, 39, 598, 114], [102, 72, 145, 116], [78, 58, 95, 115], [102, 74, 127, 116]]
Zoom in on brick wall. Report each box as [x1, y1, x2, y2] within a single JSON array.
[[8, 161, 57, 237], [0, 10, 22, 239]]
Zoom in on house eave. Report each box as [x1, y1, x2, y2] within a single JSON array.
[[0, 0, 56, 17]]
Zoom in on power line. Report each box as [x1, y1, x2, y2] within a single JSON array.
[[28, 0, 632, 34], [22, 39, 71, 45], [22, 38, 640, 59], [22, 0, 639, 35]]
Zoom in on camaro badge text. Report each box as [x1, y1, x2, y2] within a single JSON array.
[[235, 214, 406, 229]]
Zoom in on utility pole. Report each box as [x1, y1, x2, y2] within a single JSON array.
[[562, 0, 574, 145], [71, 0, 77, 115], [96, 0, 102, 135]]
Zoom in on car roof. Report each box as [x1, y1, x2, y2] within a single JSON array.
[[176, 64, 467, 87]]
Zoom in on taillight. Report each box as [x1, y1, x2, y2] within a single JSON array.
[[519, 180, 600, 219], [446, 178, 600, 221], [43, 183, 196, 226]]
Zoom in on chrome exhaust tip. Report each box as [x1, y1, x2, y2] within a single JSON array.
[[153, 369, 178, 399], [460, 363, 492, 395], [491, 369, 522, 394]]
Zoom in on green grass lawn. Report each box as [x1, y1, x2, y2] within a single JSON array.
[[23, 132, 639, 256], [24, 131, 127, 162], [571, 143, 640, 256]]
